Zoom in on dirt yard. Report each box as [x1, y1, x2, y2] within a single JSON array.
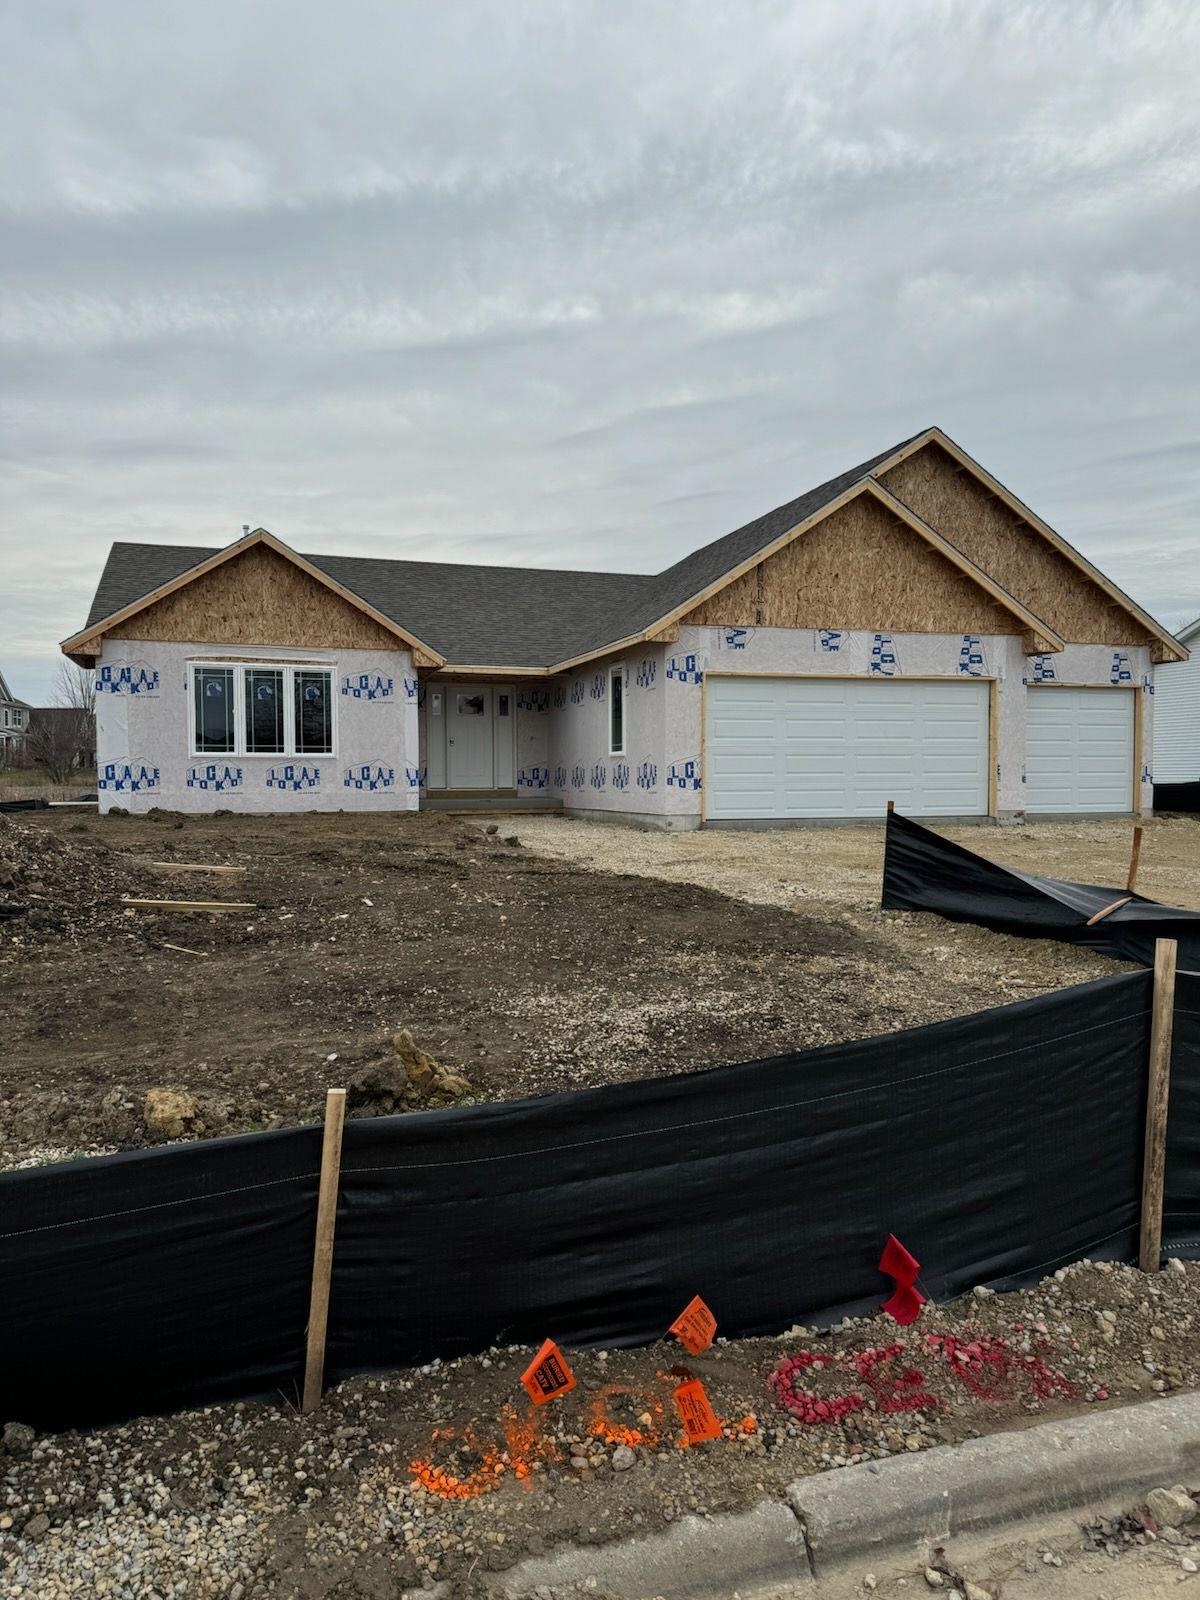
[[6, 807, 1193, 1168]]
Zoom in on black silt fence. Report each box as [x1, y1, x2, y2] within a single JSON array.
[[881, 809, 1200, 971], [1155, 782, 1200, 815], [0, 970, 1160, 1431]]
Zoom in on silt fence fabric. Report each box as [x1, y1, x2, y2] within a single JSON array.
[[0, 972, 1152, 1429], [881, 809, 1200, 971]]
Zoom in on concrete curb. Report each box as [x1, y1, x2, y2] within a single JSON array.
[[790, 1390, 1200, 1575], [490, 1393, 1200, 1598]]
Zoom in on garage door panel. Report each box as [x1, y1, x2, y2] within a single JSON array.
[[705, 676, 989, 820], [1025, 688, 1133, 814]]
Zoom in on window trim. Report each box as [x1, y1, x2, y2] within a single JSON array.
[[608, 662, 626, 756], [188, 660, 337, 760]]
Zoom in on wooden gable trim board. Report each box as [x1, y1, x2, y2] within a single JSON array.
[[875, 428, 1186, 663], [60, 528, 446, 667]]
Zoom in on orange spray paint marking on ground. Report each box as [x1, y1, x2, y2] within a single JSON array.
[[587, 1384, 665, 1449], [408, 1426, 506, 1500]]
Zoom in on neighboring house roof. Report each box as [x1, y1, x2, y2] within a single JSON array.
[[63, 426, 1186, 671], [0, 668, 30, 709], [1174, 616, 1200, 648]]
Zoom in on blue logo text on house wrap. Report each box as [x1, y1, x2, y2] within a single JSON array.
[[266, 763, 321, 791], [720, 627, 753, 650], [570, 679, 585, 705], [636, 658, 657, 689], [340, 670, 394, 701], [1110, 651, 1133, 685], [637, 760, 658, 791], [552, 686, 567, 711], [612, 761, 630, 790], [96, 661, 160, 696], [1143, 675, 1154, 696], [405, 765, 427, 790], [817, 629, 844, 654], [552, 765, 567, 787], [343, 760, 395, 791], [518, 688, 550, 713], [958, 636, 986, 677], [571, 764, 585, 788], [589, 673, 607, 701], [518, 766, 550, 789], [1142, 763, 1153, 785], [1026, 654, 1057, 684], [590, 762, 607, 790], [666, 653, 703, 685], [186, 762, 243, 793], [666, 757, 701, 791], [98, 759, 160, 793], [869, 634, 898, 676]]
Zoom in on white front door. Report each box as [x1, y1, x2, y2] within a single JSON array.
[[447, 687, 494, 788]]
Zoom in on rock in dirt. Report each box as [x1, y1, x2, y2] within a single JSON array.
[[1147, 1485, 1198, 1527], [143, 1086, 200, 1138], [393, 1029, 441, 1094], [1, 1421, 35, 1456], [347, 1059, 409, 1112], [611, 1444, 636, 1471]]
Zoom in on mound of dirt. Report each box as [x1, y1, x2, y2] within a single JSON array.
[[0, 816, 159, 944]]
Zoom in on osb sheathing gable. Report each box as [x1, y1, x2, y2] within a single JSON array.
[[682, 494, 1020, 636], [880, 443, 1152, 645], [106, 544, 403, 652]]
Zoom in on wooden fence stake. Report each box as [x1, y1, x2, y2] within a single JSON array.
[[886, 799, 895, 814], [302, 1088, 347, 1414], [1127, 825, 1144, 892], [1139, 939, 1178, 1273]]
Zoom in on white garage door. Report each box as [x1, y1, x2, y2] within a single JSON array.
[[704, 676, 990, 820], [1025, 687, 1134, 814]]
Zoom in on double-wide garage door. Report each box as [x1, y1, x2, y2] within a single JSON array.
[[705, 677, 990, 820]]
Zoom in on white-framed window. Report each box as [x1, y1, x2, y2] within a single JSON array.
[[609, 663, 626, 755], [189, 662, 335, 758]]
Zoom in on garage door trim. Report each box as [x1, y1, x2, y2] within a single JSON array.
[[700, 672, 998, 822]]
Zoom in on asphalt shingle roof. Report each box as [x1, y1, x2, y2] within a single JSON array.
[[79, 432, 926, 669]]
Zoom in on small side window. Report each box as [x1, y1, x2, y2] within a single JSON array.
[[609, 665, 625, 755], [194, 666, 236, 753]]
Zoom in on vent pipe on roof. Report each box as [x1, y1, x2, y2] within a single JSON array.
[[242, 524, 250, 536]]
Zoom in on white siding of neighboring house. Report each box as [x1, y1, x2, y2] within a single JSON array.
[[1153, 622, 1200, 784]]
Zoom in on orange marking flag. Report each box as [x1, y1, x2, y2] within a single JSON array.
[[669, 1295, 717, 1355], [673, 1378, 722, 1444], [520, 1339, 577, 1405]]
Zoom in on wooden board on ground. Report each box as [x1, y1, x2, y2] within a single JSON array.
[[149, 862, 246, 875], [121, 897, 257, 912]]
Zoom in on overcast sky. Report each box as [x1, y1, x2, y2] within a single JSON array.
[[3, 0, 1199, 701]]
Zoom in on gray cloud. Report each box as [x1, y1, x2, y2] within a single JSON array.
[[3, 0, 1199, 698]]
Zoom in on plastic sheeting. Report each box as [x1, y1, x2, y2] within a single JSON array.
[[0, 972, 1152, 1429], [1156, 782, 1200, 815], [881, 809, 1200, 972]]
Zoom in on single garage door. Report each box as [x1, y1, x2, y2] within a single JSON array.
[[1025, 686, 1134, 814], [704, 676, 990, 820]]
